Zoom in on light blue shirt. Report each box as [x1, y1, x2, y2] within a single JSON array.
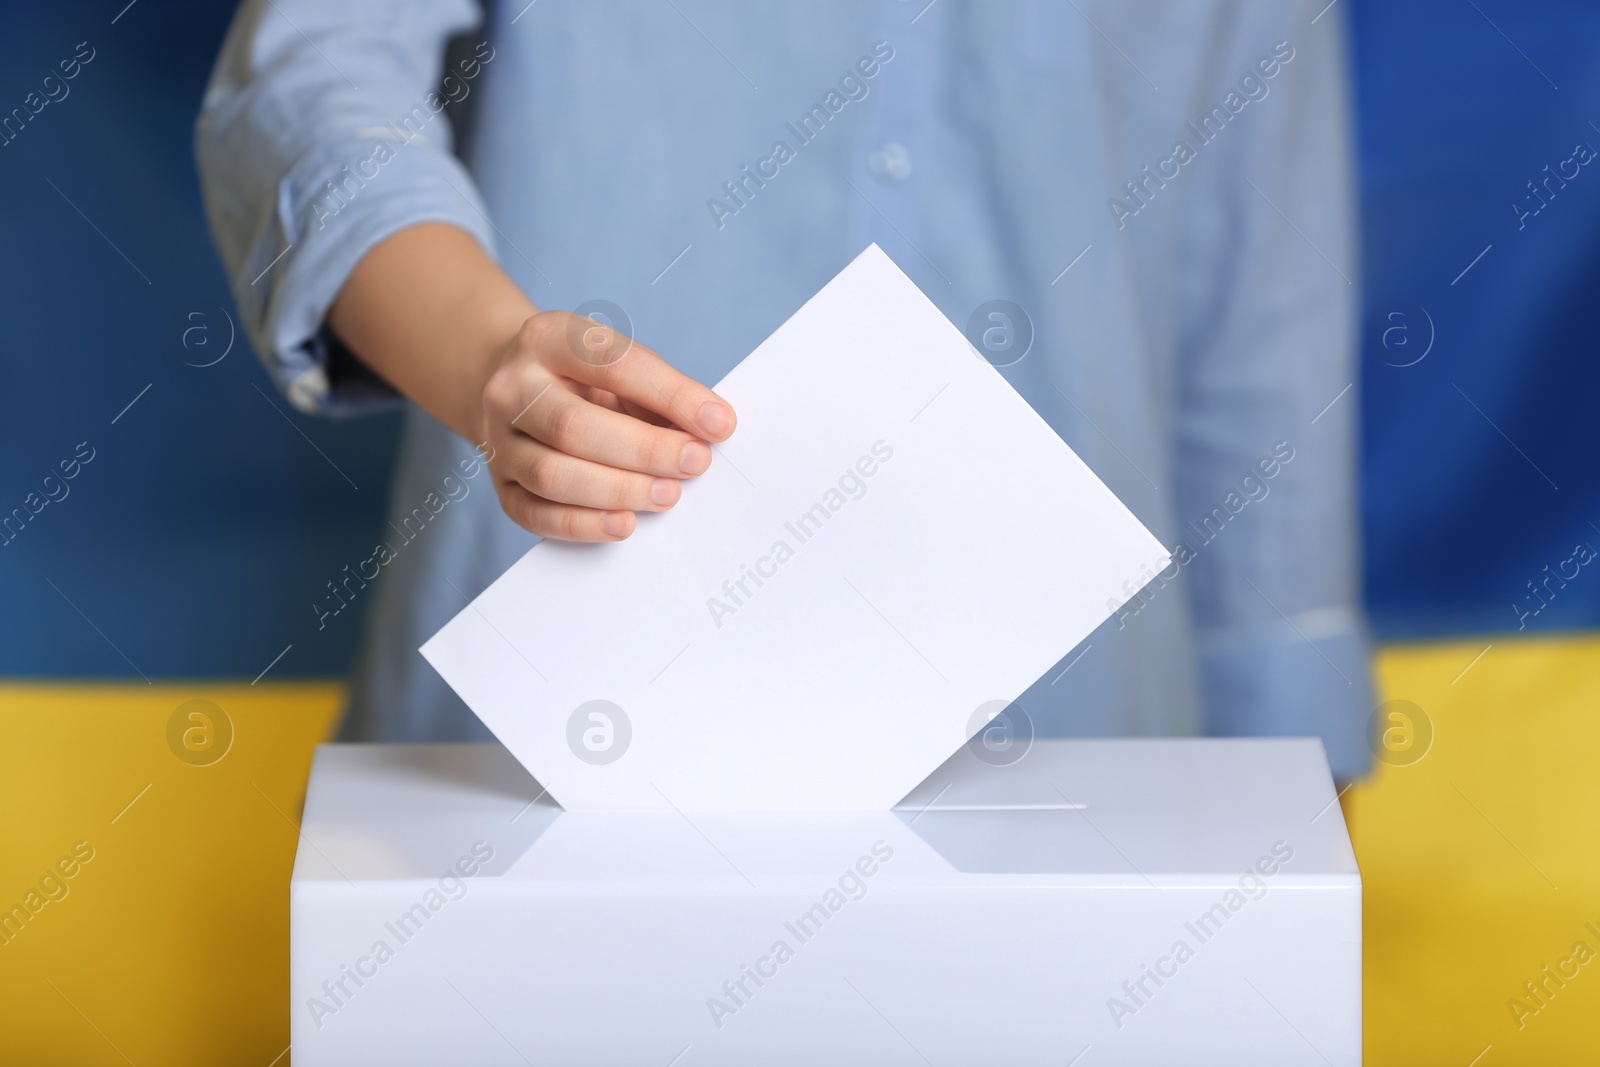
[[198, 0, 1374, 778]]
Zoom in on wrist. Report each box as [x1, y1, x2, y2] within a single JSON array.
[[326, 222, 536, 445], [458, 288, 537, 446]]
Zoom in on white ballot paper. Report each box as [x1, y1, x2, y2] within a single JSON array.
[[421, 244, 1170, 811]]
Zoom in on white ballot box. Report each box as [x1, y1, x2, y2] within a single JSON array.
[[291, 737, 1360, 1066]]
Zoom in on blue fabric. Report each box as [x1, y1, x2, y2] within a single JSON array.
[[197, 0, 1376, 778], [1353, 0, 1600, 641]]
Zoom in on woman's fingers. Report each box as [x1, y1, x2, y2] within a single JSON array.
[[491, 374, 713, 478], [501, 434, 683, 513], [499, 482, 637, 542], [531, 311, 736, 441], [476, 311, 736, 543]]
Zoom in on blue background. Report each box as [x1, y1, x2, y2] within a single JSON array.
[[1, 1, 1596, 678]]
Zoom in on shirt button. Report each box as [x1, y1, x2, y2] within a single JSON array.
[[869, 141, 913, 182]]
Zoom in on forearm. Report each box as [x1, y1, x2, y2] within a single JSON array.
[[328, 223, 534, 442]]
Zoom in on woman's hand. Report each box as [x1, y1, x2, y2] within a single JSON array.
[[328, 223, 735, 542], [477, 311, 735, 541]]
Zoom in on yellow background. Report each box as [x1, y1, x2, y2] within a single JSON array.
[[2, 635, 1596, 1064]]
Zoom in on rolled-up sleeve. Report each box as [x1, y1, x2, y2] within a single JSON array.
[[196, 0, 495, 414], [1170, 14, 1375, 779]]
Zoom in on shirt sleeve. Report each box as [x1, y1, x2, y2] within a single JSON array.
[[195, 0, 496, 415], [1168, 12, 1375, 779]]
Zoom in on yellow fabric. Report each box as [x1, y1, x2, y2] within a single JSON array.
[[1, 636, 1596, 1063], [1352, 633, 1600, 1064], [0, 683, 341, 1066]]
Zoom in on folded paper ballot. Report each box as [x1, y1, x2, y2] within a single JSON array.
[[421, 245, 1170, 811]]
